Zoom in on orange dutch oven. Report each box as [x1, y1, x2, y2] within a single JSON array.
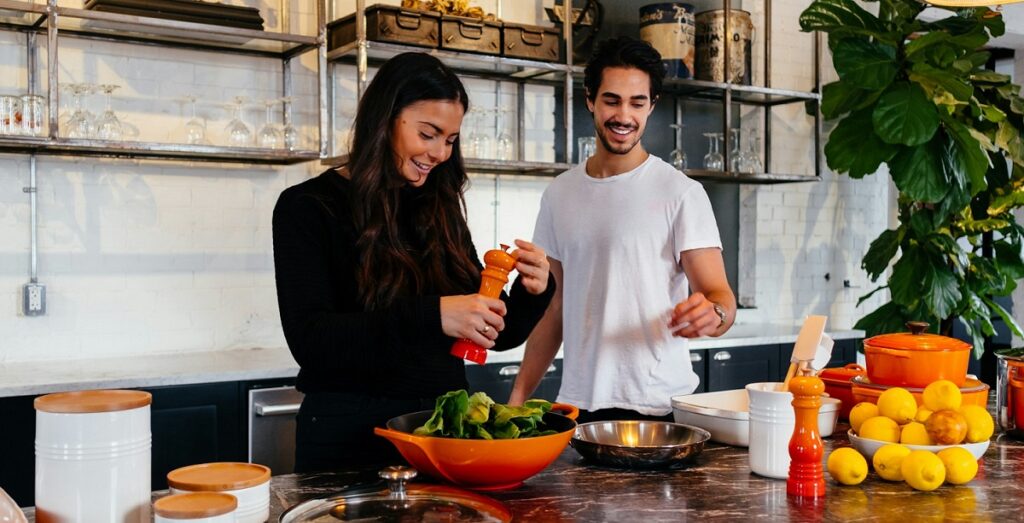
[[864, 321, 971, 388], [374, 403, 579, 491]]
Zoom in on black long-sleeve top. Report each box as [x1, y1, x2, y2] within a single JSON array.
[[272, 170, 555, 399]]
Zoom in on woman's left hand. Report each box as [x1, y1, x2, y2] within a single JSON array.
[[511, 239, 550, 295]]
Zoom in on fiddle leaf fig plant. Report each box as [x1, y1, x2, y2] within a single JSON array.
[[800, 1, 1024, 357]]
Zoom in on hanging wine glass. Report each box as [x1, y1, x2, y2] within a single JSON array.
[[496, 107, 514, 161], [95, 84, 123, 141], [66, 84, 95, 139], [729, 128, 742, 175], [279, 96, 300, 151], [224, 96, 251, 147], [257, 99, 283, 149], [182, 95, 209, 145], [669, 123, 687, 172], [702, 132, 724, 171], [747, 133, 764, 173]]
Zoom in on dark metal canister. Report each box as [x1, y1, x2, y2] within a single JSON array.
[[639, 3, 696, 79]]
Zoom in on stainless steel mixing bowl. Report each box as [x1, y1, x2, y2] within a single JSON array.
[[570, 420, 711, 469]]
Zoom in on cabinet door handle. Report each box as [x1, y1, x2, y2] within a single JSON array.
[[498, 364, 558, 377], [255, 403, 301, 417], [498, 365, 520, 377], [690, 352, 703, 363], [713, 351, 732, 361]]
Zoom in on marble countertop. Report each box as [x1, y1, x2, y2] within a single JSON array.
[[0, 324, 864, 398], [264, 426, 1021, 522]]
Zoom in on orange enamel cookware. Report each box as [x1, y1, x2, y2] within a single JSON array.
[[818, 364, 866, 420], [851, 375, 989, 408], [863, 321, 971, 388], [374, 403, 578, 491]]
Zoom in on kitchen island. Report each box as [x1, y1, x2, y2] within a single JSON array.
[[261, 426, 1016, 522]]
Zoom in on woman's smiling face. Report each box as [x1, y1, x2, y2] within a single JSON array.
[[391, 99, 465, 187]]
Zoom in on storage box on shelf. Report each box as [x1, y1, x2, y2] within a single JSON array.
[[0, 0, 324, 165]]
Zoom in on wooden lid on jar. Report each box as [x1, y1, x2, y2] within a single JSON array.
[[34, 390, 152, 413], [167, 463, 271, 492], [153, 492, 237, 519]]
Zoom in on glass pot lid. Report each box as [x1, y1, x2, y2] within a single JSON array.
[[279, 467, 512, 523]]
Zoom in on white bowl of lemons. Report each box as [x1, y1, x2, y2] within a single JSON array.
[[847, 429, 990, 462]]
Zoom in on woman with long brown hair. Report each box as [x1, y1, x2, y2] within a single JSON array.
[[272, 52, 554, 472]]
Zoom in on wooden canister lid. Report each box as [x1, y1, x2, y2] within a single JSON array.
[[34, 390, 152, 413], [167, 463, 271, 492], [153, 492, 238, 519]]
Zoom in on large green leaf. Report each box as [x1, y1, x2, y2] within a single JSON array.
[[906, 32, 951, 60], [923, 261, 961, 319], [855, 302, 910, 337], [821, 81, 881, 119], [863, 228, 904, 279], [825, 109, 900, 178], [889, 246, 925, 308], [930, 234, 970, 271], [985, 296, 1024, 338], [889, 139, 950, 202], [833, 38, 899, 90], [800, 0, 892, 42], [874, 82, 941, 146], [972, 71, 1011, 84], [996, 121, 1024, 165], [971, 256, 1009, 294], [944, 118, 990, 195], [995, 239, 1024, 279], [959, 217, 1011, 235], [878, 0, 925, 27], [909, 63, 973, 102]]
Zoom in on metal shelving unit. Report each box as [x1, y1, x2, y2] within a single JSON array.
[[321, 0, 574, 176], [0, 0, 325, 165]]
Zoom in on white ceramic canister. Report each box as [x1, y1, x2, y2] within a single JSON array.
[[34, 390, 152, 523], [154, 492, 237, 523], [746, 382, 804, 479], [168, 463, 270, 523]]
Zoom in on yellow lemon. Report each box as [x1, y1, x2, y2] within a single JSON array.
[[859, 415, 901, 443], [827, 447, 868, 485], [923, 380, 963, 412], [872, 443, 912, 481], [878, 387, 917, 424], [937, 447, 978, 485], [849, 402, 880, 434], [959, 405, 995, 443], [900, 421, 934, 445], [915, 407, 934, 424], [901, 450, 946, 491]]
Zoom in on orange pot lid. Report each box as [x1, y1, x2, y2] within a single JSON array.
[[153, 493, 237, 519], [819, 364, 866, 383], [865, 322, 970, 352], [167, 463, 270, 492], [34, 390, 152, 413]]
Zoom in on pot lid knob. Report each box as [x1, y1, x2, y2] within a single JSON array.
[[906, 321, 929, 335], [380, 466, 417, 499]]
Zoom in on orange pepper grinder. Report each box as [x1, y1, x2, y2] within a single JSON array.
[[787, 375, 826, 498], [450, 244, 518, 365]]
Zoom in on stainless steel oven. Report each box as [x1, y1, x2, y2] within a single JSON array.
[[248, 385, 304, 476]]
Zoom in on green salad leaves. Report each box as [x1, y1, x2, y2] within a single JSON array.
[[413, 390, 557, 439]]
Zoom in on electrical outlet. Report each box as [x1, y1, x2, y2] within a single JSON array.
[[23, 283, 46, 316]]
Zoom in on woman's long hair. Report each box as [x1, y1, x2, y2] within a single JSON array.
[[348, 52, 479, 310]]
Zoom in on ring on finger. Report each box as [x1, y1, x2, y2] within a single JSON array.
[[481, 325, 490, 334]]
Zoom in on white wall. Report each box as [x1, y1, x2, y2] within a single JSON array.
[[5, 1, 1017, 364]]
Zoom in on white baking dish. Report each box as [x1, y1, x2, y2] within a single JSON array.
[[671, 388, 840, 447]]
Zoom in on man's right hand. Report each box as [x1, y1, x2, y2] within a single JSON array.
[[440, 295, 506, 348]]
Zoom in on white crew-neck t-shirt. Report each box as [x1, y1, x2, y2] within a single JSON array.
[[533, 154, 723, 415]]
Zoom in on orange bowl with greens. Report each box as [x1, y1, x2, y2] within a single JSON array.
[[374, 391, 578, 490]]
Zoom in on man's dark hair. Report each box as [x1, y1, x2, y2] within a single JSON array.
[[583, 36, 665, 103]]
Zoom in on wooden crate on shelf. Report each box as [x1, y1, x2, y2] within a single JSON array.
[[328, 5, 440, 51]]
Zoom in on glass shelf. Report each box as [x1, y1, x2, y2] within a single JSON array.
[[0, 0, 318, 58], [328, 40, 571, 83], [323, 153, 572, 176], [0, 135, 320, 164], [685, 169, 819, 184]]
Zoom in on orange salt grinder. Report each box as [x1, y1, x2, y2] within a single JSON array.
[[450, 244, 518, 365], [787, 376, 826, 498]]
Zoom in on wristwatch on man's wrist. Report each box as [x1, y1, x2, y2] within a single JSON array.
[[712, 303, 727, 328]]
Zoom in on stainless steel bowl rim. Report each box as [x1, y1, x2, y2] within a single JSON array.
[[571, 421, 711, 450]]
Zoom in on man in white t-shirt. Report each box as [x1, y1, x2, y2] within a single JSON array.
[[509, 37, 736, 422]]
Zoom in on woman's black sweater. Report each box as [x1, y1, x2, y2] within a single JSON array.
[[272, 170, 555, 399]]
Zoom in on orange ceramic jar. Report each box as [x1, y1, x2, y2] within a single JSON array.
[[863, 322, 971, 388]]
